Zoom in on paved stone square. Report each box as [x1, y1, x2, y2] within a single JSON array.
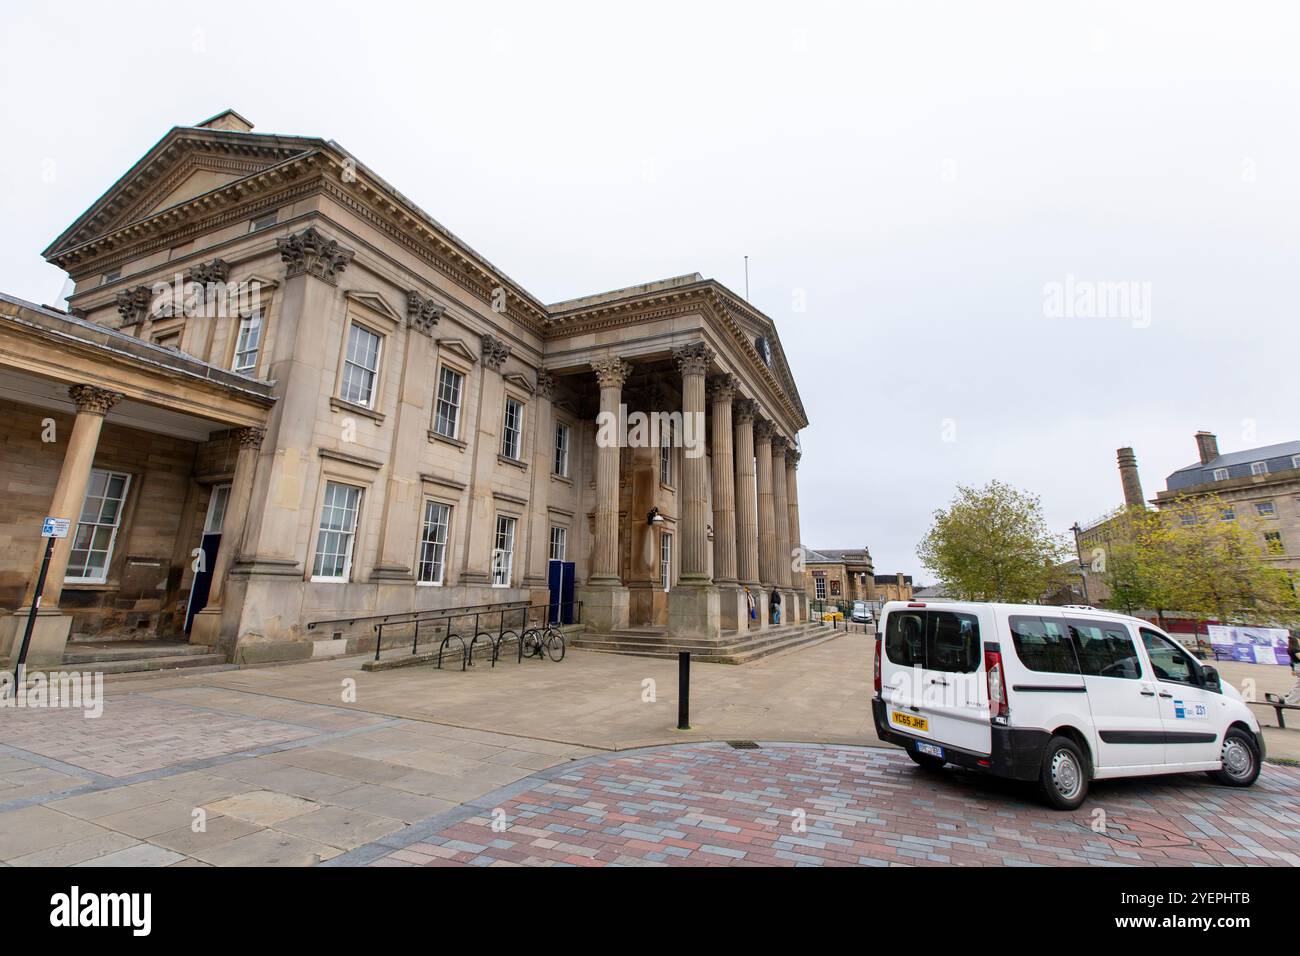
[[352, 742, 1300, 868], [1, 637, 1296, 867]]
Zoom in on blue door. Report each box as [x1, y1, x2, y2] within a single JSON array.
[[548, 560, 576, 624]]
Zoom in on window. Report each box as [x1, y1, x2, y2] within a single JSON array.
[[204, 485, 231, 534], [1140, 629, 1199, 685], [66, 469, 131, 583], [1067, 619, 1142, 680], [1256, 501, 1276, 518], [433, 366, 463, 439], [1010, 615, 1079, 674], [1292, 455, 1300, 471], [1212, 468, 1229, 481], [417, 500, 450, 585], [926, 611, 982, 674], [1251, 461, 1268, 476], [549, 526, 567, 562], [1179, 512, 1197, 526], [312, 481, 362, 581], [553, 422, 570, 477], [1265, 531, 1284, 555], [501, 397, 524, 460], [491, 515, 517, 587], [340, 323, 382, 408], [1220, 506, 1236, 521], [249, 211, 278, 232], [153, 331, 180, 350], [659, 422, 672, 485], [814, 576, 826, 600], [102, 269, 121, 285], [232, 312, 262, 373], [884, 609, 980, 673], [660, 532, 672, 591]]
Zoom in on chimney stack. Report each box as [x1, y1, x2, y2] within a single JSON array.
[[1195, 431, 1219, 465], [1117, 447, 1145, 508]]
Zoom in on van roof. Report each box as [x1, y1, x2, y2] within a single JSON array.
[[879, 599, 1143, 627]]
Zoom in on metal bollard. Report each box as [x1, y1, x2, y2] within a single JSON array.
[[677, 651, 690, 730]]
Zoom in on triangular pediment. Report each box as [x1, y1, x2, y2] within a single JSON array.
[[502, 371, 535, 394], [344, 290, 403, 324], [43, 125, 323, 261], [436, 337, 479, 365]]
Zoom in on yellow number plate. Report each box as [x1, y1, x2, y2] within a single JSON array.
[[891, 711, 929, 732]]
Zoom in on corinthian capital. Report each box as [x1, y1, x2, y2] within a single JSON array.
[[707, 373, 737, 404], [68, 384, 122, 416], [115, 286, 152, 326], [480, 333, 511, 371], [406, 291, 445, 336], [535, 369, 556, 400], [672, 342, 715, 378], [732, 397, 758, 425], [753, 418, 775, 443], [276, 226, 354, 285], [236, 426, 266, 450], [591, 356, 633, 389]]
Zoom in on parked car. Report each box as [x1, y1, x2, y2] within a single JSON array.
[[851, 601, 874, 624], [872, 600, 1264, 810]]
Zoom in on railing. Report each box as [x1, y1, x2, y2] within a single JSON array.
[[308, 600, 582, 670]]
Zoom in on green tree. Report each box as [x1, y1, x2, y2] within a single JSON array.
[[917, 480, 1071, 602], [1088, 506, 1168, 615]]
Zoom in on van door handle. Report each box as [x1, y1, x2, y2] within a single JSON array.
[[1140, 689, 1155, 697], [930, 678, 949, 686], [1159, 692, 1174, 699]]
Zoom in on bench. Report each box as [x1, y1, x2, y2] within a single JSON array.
[[1263, 693, 1300, 729]]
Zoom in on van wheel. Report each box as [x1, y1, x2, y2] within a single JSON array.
[[1207, 728, 1260, 787], [1039, 736, 1088, 811], [907, 749, 945, 772]]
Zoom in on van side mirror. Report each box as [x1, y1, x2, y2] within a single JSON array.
[[1202, 665, 1221, 692]]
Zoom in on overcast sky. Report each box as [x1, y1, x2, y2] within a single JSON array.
[[2, 1, 1296, 579]]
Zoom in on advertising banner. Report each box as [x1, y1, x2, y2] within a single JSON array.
[[1205, 625, 1291, 665]]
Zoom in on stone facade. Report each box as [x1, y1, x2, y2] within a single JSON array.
[[1, 110, 810, 667], [804, 547, 875, 605]]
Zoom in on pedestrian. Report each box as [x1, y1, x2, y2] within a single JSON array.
[[1285, 632, 1300, 706], [770, 588, 782, 624]]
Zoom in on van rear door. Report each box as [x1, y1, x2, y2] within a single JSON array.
[[880, 606, 991, 755]]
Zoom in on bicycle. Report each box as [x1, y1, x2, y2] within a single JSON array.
[[520, 624, 565, 662]]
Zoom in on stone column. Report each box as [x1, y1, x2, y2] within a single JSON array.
[[709, 375, 745, 632], [770, 434, 793, 625], [6, 385, 121, 668], [733, 398, 765, 629], [754, 418, 777, 625], [460, 333, 512, 586], [668, 343, 721, 641], [579, 356, 631, 632], [785, 447, 805, 622], [673, 343, 713, 585], [191, 426, 264, 647]]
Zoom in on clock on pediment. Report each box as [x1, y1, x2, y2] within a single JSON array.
[[754, 335, 772, 367]]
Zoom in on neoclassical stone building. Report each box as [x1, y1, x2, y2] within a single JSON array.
[[0, 110, 809, 668]]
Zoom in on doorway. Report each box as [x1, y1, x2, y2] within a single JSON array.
[[184, 483, 230, 633]]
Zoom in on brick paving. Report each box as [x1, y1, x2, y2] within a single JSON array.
[[0, 696, 317, 777], [362, 742, 1300, 867]]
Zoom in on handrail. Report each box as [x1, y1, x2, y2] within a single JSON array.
[[306, 598, 529, 631], [368, 600, 583, 665]]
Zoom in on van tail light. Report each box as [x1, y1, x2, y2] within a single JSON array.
[[873, 633, 882, 696], [985, 648, 1009, 720]]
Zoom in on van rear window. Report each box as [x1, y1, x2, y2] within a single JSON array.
[[884, 610, 980, 673]]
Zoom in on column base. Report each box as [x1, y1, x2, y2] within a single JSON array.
[[668, 584, 721, 642], [717, 583, 747, 632], [1, 608, 74, 670], [577, 583, 629, 632]]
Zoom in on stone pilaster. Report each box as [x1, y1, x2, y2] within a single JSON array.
[[191, 426, 264, 647], [672, 343, 713, 586], [523, 369, 555, 590], [785, 446, 805, 622]]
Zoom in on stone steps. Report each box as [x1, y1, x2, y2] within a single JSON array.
[[63, 642, 214, 664], [570, 621, 843, 664], [65, 653, 231, 675]]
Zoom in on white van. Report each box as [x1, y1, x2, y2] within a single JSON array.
[[872, 601, 1265, 809]]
